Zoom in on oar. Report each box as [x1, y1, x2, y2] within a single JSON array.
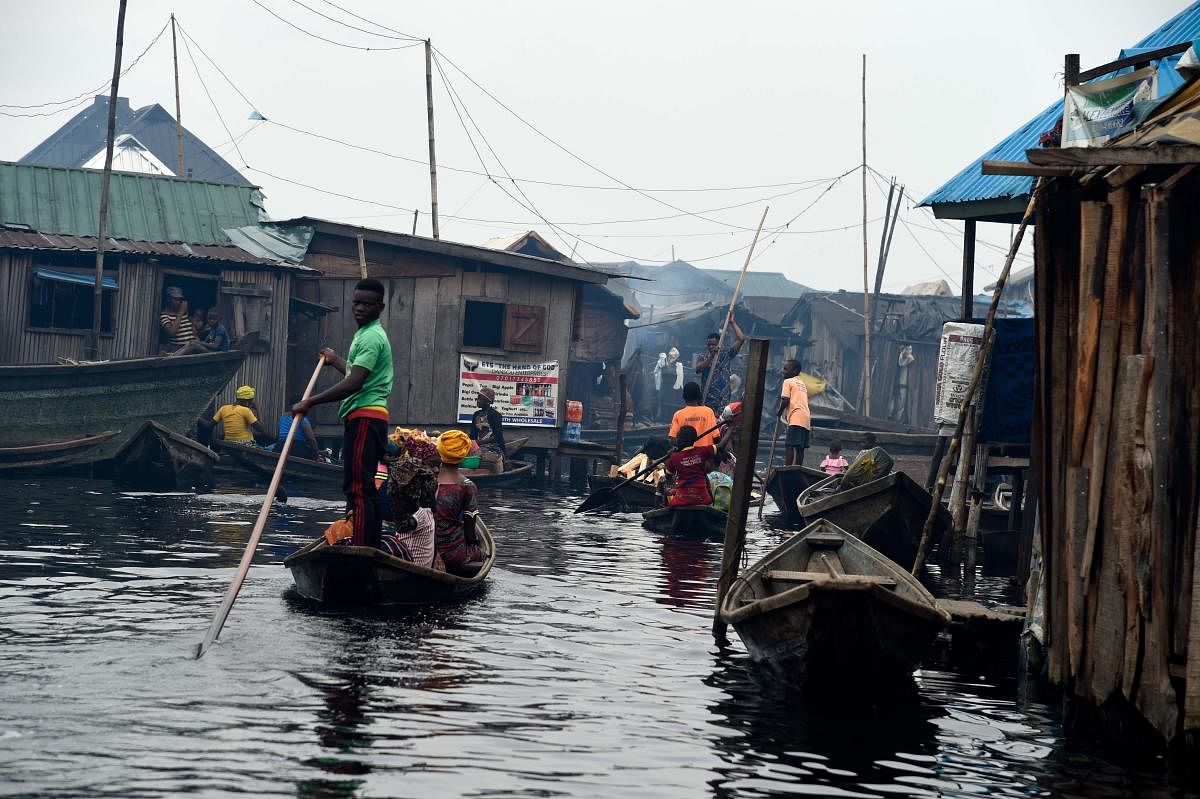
[[575, 419, 727, 514], [757, 413, 782, 519], [195, 355, 326, 658]]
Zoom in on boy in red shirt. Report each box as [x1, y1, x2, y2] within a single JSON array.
[[664, 425, 716, 507]]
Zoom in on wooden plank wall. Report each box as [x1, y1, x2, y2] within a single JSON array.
[[1036, 174, 1200, 749], [299, 263, 577, 449], [215, 267, 292, 426]]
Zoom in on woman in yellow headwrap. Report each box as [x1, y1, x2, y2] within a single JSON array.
[[433, 430, 484, 574], [212, 385, 267, 444]]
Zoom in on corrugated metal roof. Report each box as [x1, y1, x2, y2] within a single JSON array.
[[700, 268, 812, 297], [0, 161, 264, 245], [0, 228, 310, 269], [921, 1, 1200, 212]]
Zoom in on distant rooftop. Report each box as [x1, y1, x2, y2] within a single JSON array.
[[700, 269, 811, 297]]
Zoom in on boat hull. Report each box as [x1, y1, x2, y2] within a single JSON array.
[[0, 351, 245, 462], [642, 505, 727, 538], [586, 474, 658, 509], [721, 519, 949, 684], [763, 465, 827, 527], [0, 432, 117, 472], [797, 472, 949, 568], [113, 421, 218, 491], [284, 523, 495, 606]]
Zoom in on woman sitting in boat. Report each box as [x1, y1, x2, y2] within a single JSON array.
[[213, 385, 268, 445], [664, 425, 716, 508], [433, 430, 486, 575], [379, 428, 440, 569], [266, 394, 324, 460]]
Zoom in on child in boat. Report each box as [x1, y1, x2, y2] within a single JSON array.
[[379, 428, 440, 568], [819, 440, 849, 476], [664, 425, 716, 507], [669, 382, 720, 448], [433, 430, 486, 575]]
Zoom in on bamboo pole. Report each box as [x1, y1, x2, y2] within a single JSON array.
[[195, 356, 325, 657], [701, 206, 769, 404], [758, 414, 782, 520], [912, 181, 1041, 575], [963, 442, 988, 594], [861, 53, 871, 417], [170, 14, 185, 177], [425, 40, 440, 239], [713, 338, 769, 642], [356, 233, 368, 279], [87, 0, 129, 361], [947, 404, 979, 568]]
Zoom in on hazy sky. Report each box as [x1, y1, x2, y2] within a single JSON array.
[[0, 1, 1188, 292]]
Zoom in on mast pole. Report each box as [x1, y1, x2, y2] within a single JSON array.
[[861, 53, 871, 417], [425, 39, 440, 239], [171, 13, 185, 176]]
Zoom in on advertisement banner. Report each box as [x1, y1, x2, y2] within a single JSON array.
[[1063, 66, 1157, 148], [457, 356, 560, 427], [933, 322, 991, 429]]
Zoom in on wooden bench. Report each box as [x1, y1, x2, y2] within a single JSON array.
[[764, 570, 898, 588]]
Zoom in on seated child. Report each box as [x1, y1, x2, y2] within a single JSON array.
[[664, 425, 717, 507], [820, 440, 850, 476]]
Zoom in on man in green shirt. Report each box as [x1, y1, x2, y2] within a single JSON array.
[[294, 278, 393, 547]]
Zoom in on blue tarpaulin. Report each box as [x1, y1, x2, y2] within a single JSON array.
[[34, 268, 118, 290], [979, 318, 1035, 445]]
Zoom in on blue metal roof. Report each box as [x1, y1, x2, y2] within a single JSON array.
[[921, 1, 1200, 213]]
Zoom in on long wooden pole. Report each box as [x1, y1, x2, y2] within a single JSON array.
[[425, 39, 440, 239], [758, 414, 782, 520], [88, 0, 129, 361], [861, 53, 871, 418], [356, 233, 368, 279], [701, 206, 769, 403], [170, 14, 185, 177], [195, 356, 326, 658], [912, 182, 1040, 574], [713, 338, 769, 642]]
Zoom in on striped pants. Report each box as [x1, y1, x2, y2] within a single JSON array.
[[342, 416, 387, 547]]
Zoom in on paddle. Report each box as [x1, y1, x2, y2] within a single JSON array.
[[195, 355, 326, 658], [757, 414, 782, 520], [574, 418, 728, 514]]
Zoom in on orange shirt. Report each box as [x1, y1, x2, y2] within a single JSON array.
[[669, 405, 719, 447], [781, 376, 811, 429]]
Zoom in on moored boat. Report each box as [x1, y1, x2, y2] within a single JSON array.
[[762, 465, 827, 527], [585, 474, 658, 510], [0, 351, 245, 463], [464, 460, 534, 488], [213, 439, 339, 485], [642, 505, 727, 538], [797, 471, 949, 568], [113, 421, 218, 491], [0, 431, 117, 472], [719, 519, 950, 683], [284, 519, 496, 606]]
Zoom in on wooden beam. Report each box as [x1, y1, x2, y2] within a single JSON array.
[[1078, 41, 1192, 83], [982, 160, 1080, 177], [1028, 146, 1200, 168]]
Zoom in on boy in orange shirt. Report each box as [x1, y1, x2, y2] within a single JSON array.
[[669, 382, 719, 447], [778, 359, 811, 466]]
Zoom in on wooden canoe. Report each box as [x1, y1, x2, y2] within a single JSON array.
[[284, 520, 496, 606], [504, 436, 529, 456], [797, 471, 950, 568], [0, 350, 245, 462], [213, 439, 340, 483], [113, 420, 218, 491], [463, 460, 534, 488], [585, 474, 659, 510], [762, 465, 827, 527], [642, 505, 727, 538], [720, 519, 950, 683], [0, 431, 117, 471]]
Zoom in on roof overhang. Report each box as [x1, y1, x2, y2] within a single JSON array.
[[927, 197, 1030, 224]]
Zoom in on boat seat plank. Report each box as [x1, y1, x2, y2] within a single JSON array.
[[764, 569, 898, 588], [803, 533, 845, 550]]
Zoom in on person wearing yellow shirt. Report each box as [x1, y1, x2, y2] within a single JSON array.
[[213, 385, 268, 444]]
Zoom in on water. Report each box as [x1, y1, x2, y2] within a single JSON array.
[[0, 477, 1193, 798]]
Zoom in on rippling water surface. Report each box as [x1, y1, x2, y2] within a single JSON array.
[[0, 476, 1193, 798]]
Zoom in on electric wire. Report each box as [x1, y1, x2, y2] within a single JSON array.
[[178, 29, 248, 170], [283, 0, 422, 41], [315, 0, 424, 41], [247, 0, 422, 51]]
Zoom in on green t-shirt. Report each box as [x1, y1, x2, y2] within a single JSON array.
[[338, 318, 394, 419]]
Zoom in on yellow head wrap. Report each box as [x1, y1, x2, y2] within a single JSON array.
[[437, 429, 472, 464], [235, 385, 256, 400]]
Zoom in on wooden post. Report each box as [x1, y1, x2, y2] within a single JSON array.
[[947, 404, 979, 568], [872, 182, 903, 326], [861, 53, 871, 417], [615, 373, 628, 463], [961, 219, 977, 320], [170, 14, 185, 177], [356, 233, 368, 279], [425, 39, 440, 239], [713, 338, 769, 642], [1065, 53, 1080, 88], [963, 442, 988, 594], [412, 209, 419, 235], [913, 182, 1040, 575], [88, 0, 129, 361]]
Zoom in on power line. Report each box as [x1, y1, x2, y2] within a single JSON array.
[[0, 18, 171, 116], [247, 0, 422, 51], [283, 0, 422, 41], [178, 28, 248, 170], [315, 0, 424, 41]]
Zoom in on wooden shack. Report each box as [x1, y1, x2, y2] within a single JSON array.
[[279, 218, 615, 451], [1005, 79, 1200, 754], [0, 162, 308, 419]]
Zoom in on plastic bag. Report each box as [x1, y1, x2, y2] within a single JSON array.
[[709, 471, 734, 512], [838, 446, 894, 491]]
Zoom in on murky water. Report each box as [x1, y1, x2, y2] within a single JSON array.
[[0, 476, 1193, 798]]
